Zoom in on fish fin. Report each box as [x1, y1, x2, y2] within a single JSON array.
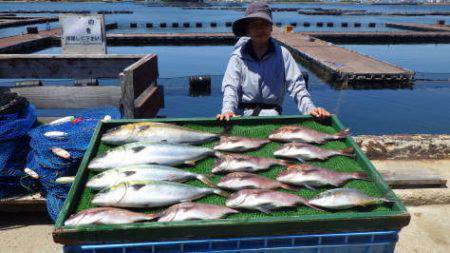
[[121, 171, 137, 177], [257, 204, 273, 214], [197, 174, 218, 188], [352, 172, 370, 181], [296, 158, 306, 163], [213, 188, 230, 198], [214, 152, 224, 158], [334, 128, 350, 139], [131, 146, 146, 153], [340, 147, 355, 157], [304, 184, 317, 191], [280, 183, 299, 191], [185, 160, 197, 166], [301, 168, 320, 174]]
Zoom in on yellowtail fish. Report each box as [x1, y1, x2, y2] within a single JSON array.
[[101, 122, 219, 145], [92, 180, 228, 208]]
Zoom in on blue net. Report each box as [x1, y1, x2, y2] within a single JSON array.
[[26, 106, 121, 221], [0, 104, 37, 198]]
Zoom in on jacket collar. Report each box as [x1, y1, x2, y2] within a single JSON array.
[[242, 38, 276, 61]]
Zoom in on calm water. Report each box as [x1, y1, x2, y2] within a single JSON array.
[[21, 45, 450, 135], [1, 2, 450, 35], [1, 2, 450, 135]]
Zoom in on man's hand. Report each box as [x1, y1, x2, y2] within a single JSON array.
[[309, 107, 331, 119], [216, 112, 236, 121]]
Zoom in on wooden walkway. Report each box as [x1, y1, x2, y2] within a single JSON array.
[[386, 22, 450, 32], [272, 30, 413, 86]]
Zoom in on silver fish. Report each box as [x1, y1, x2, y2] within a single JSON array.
[[212, 153, 290, 174], [64, 207, 156, 226], [213, 136, 270, 152], [309, 188, 392, 210], [277, 164, 369, 190], [155, 202, 238, 222], [273, 143, 354, 162], [218, 172, 298, 191], [44, 131, 68, 140], [51, 147, 71, 159], [88, 142, 215, 170], [101, 122, 219, 145], [92, 180, 228, 208], [226, 189, 322, 213], [269, 125, 349, 144], [86, 164, 216, 190]]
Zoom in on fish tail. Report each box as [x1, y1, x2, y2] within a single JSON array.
[[298, 197, 325, 212], [280, 183, 299, 191], [197, 174, 218, 188], [340, 147, 355, 157], [213, 188, 230, 198], [334, 128, 350, 139], [352, 172, 370, 181]]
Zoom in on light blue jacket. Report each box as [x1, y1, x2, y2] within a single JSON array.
[[221, 37, 316, 115]]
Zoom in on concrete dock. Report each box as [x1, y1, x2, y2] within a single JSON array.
[[386, 22, 450, 32], [272, 30, 414, 86]]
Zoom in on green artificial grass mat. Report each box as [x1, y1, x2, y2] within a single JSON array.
[[73, 119, 395, 221]]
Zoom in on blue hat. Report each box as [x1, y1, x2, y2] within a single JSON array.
[[232, 3, 273, 37]]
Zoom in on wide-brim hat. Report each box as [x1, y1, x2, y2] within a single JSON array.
[[232, 3, 273, 37]]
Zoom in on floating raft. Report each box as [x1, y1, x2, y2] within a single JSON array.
[[272, 30, 414, 87], [0, 16, 58, 28], [385, 22, 450, 32]]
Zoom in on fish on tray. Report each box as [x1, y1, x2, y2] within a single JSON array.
[[212, 153, 290, 174], [88, 142, 216, 170], [92, 180, 228, 208], [154, 202, 238, 222], [273, 143, 354, 162], [64, 207, 155, 226], [213, 136, 270, 152], [226, 189, 322, 213], [308, 188, 393, 210], [86, 164, 216, 190], [101, 122, 219, 145], [277, 164, 369, 190], [269, 125, 349, 144], [218, 172, 297, 191]]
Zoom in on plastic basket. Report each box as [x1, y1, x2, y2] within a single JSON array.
[[63, 230, 398, 253]]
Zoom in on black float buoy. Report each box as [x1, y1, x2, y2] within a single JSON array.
[[183, 22, 190, 28], [189, 75, 211, 96], [316, 22, 323, 27], [354, 22, 361, 27], [303, 22, 310, 27], [196, 22, 202, 28], [369, 23, 376, 28], [327, 22, 334, 27], [74, 78, 99, 87], [130, 23, 137, 28], [172, 22, 179, 28], [146, 23, 153, 28], [290, 22, 297, 27], [341, 22, 348, 27], [210, 22, 217, 27], [26, 26, 38, 34], [160, 22, 167, 28]]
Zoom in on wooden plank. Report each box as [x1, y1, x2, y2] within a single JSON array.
[[378, 168, 447, 188], [10, 86, 121, 109], [0, 17, 58, 28], [122, 54, 158, 98], [0, 54, 144, 79], [134, 85, 164, 118]]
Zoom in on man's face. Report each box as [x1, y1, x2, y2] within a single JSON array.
[[248, 19, 272, 44]]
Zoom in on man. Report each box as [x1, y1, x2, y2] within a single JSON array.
[[217, 3, 330, 121]]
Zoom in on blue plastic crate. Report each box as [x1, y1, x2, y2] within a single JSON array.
[[63, 231, 398, 253]]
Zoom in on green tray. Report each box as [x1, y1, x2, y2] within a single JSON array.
[[53, 115, 410, 245]]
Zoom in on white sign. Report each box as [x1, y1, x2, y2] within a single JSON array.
[[60, 14, 106, 54]]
